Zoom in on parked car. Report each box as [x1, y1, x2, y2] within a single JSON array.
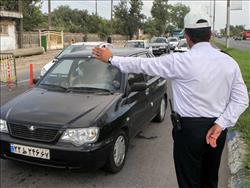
[[149, 37, 171, 55], [233, 36, 242, 40], [168, 37, 179, 50], [40, 42, 113, 76], [174, 39, 189, 53], [0, 48, 168, 173], [124, 40, 152, 53]]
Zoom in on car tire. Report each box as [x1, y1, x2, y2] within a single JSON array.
[[153, 95, 167, 122], [104, 130, 128, 173]]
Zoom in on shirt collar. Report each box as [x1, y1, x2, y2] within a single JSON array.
[[191, 42, 212, 50]]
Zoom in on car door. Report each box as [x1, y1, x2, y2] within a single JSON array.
[[125, 72, 150, 136], [144, 52, 167, 118]]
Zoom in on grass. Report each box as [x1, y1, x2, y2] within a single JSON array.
[[213, 40, 250, 182]]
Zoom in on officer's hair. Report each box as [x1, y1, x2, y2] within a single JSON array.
[[185, 19, 211, 44]]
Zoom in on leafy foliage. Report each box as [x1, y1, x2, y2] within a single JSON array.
[[220, 25, 246, 37], [151, 0, 169, 36], [168, 3, 190, 29], [0, 0, 47, 31], [113, 0, 144, 39]]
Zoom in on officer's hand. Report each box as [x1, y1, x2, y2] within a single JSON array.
[[92, 47, 112, 63], [206, 124, 222, 148]]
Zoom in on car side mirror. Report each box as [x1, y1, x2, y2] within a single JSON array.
[[130, 82, 147, 92], [33, 78, 40, 84]]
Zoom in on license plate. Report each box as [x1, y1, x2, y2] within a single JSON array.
[[10, 143, 50, 160]]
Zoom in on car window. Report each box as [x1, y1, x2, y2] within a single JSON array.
[[125, 42, 144, 48], [136, 53, 154, 81], [150, 38, 166, 43], [136, 53, 147, 58], [128, 73, 145, 86], [57, 45, 85, 58], [39, 58, 122, 92], [169, 38, 178, 42], [178, 40, 188, 48]]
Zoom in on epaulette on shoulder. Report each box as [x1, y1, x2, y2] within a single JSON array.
[[220, 50, 232, 57]]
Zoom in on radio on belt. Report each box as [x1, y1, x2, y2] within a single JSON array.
[[169, 99, 182, 131]]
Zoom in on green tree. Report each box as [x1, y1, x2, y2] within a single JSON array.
[[113, 0, 144, 39], [220, 25, 245, 37], [127, 0, 144, 39], [168, 3, 190, 29], [113, 0, 129, 35], [52, 5, 89, 33], [143, 17, 157, 36], [151, 0, 169, 36], [87, 14, 111, 40], [0, 0, 47, 31]]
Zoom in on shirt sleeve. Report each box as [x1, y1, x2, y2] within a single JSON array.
[[215, 65, 249, 129], [111, 54, 179, 79]]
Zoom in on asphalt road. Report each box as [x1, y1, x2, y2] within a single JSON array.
[[0, 51, 229, 188], [214, 37, 250, 51]]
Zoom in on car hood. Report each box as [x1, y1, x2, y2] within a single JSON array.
[[1, 88, 119, 128], [149, 43, 167, 47]]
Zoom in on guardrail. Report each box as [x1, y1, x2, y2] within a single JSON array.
[[0, 53, 17, 87]]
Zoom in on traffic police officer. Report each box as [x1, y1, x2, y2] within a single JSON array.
[[92, 11, 249, 188]]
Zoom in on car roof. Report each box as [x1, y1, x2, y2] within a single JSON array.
[[71, 41, 112, 46], [60, 48, 150, 59], [126, 40, 146, 42]]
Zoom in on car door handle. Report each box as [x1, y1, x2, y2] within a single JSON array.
[[145, 88, 149, 95]]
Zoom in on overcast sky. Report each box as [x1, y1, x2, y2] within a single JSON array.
[[41, 0, 250, 31]]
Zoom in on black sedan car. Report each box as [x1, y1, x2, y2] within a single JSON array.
[[0, 48, 168, 173]]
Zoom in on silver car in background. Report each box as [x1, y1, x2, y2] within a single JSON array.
[[124, 40, 152, 53]]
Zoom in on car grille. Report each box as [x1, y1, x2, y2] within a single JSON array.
[[8, 123, 60, 143]]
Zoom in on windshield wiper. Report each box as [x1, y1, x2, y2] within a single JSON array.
[[67, 87, 113, 94], [40, 83, 67, 91]]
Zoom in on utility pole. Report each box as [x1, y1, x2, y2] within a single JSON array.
[[226, 0, 230, 48], [18, 0, 23, 48], [48, 0, 51, 30], [95, 0, 97, 16], [213, 0, 216, 34], [110, 0, 113, 35]]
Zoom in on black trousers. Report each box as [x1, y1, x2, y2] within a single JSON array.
[[172, 117, 228, 188]]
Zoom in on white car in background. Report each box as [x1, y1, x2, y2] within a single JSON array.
[[174, 39, 189, 53], [168, 37, 179, 50], [124, 40, 153, 53], [40, 42, 113, 76]]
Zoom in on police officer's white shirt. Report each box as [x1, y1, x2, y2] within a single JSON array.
[[110, 42, 249, 130]]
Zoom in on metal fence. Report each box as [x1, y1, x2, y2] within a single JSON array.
[[0, 53, 17, 86]]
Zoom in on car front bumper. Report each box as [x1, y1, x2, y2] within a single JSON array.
[[0, 133, 113, 170]]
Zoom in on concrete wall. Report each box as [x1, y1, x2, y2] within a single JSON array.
[[0, 20, 17, 51]]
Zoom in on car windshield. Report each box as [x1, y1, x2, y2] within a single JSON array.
[[57, 45, 86, 58], [39, 57, 122, 93], [178, 40, 188, 48], [150, 38, 166, 43], [169, 38, 178, 42], [125, 42, 144, 48], [57, 44, 112, 58]]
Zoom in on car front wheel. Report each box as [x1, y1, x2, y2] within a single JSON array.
[[153, 96, 167, 122], [104, 130, 128, 173]]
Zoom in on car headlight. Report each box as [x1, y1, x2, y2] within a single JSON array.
[[40, 67, 47, 76], [159, 46, 166, 49], [60, 127, 99, 146], [0, 119, 9, 133]]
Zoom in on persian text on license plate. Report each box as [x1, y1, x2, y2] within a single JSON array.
[[10, 143, 50, 160]]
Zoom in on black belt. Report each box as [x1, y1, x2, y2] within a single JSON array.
[[180, 116, 217, 123]]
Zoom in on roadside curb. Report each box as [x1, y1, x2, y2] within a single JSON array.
[[227, 130, 249, 188]]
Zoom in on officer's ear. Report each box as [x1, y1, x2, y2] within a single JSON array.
[[184, 32, 193, 48]]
